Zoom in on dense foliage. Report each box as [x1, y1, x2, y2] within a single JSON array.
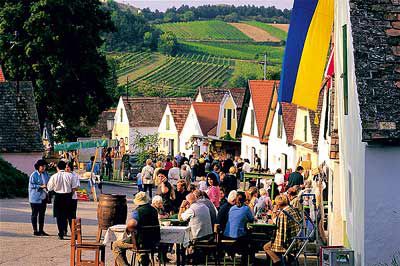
[[0, 158, 29, 198], [0, 0, 114, 141], [141, 4, 291, 24], [102, 1, 160, 52]]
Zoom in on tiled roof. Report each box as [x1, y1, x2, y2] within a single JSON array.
[[196, 87, 246, 120], [0, 66, 5, 82], [281, 102, 298, 144], [248, 80, 279, 140], [122, 97, 192, 128], [192, 102, 220, 136], [89, 109, 116, 139], [0, 81, 43, 153], [350, 0, 400, 143], [169, 103, 191, 134]]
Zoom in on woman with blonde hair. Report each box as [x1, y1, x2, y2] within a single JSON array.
[[153, 161, 163, 186], [141, 159, 154, 198]]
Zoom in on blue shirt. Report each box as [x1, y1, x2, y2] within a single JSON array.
[[28, 171, 50, 204], [86, 162, 100, 175], [224, 205, 254, 239]]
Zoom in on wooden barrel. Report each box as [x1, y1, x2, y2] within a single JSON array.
[[97, 194, 127, 229]]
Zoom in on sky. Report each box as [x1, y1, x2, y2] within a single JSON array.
[[116, 0, 294, 11]]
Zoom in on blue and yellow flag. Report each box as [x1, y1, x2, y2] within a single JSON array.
[[278, 0, 334, 110]]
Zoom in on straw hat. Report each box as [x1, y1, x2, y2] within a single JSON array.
[[134, 192, 148, 206]]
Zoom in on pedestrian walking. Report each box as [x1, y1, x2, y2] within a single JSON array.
[[47, 161, 78, 239], [28, 159, 50, 236], [141, 159, 154, 198]]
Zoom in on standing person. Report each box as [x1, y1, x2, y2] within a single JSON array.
[[174, 152, 182, 166], [206, 174, 221, 208], [153, 161, 163, 187], [274, 168, 285, 192], [47, 161, 78, 239], [222, 154, 234, 174], [180, 164, 191, 187], [189, 152, 199, 183], [254, 154, 262, 172], [28, 159, 50, 236], [157, 170, 175, 214], [86, 156, 100, 197], [174, 179, 189, 212], [220, 166, 238, 197], [287, 166, 304, 188], [105, 147, 113, 179], [164, 157, 173, 171], [180, 153, 189, 166], [136, 171, 143, 192], [168, 160, 180, 187], [66, 161, 80, 230], [141, 159, 154, 198]]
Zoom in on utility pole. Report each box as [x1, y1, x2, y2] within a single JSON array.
[[258, 53, 267, 80]]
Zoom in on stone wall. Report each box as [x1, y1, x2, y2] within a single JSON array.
[[349, 0, 400, 143]]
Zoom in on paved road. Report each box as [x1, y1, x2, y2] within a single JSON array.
[[0, 184, 316, 265], [0, 184, 144, 266]]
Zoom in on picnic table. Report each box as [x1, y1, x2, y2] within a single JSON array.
[[243, 172, 276, 198], [103, 224, 192, 266]]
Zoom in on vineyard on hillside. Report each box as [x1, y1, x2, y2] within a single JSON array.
[[156, 20, 251, 41], [113, 53, 234, 97], [244, 21, 288, 41]]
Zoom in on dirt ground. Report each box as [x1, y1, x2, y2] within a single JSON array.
[[268, 23, 290, 32], [229, 23, 281, 42]]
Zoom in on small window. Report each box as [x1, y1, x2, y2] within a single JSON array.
[[166, 115, 170, 130], [227, 109, 232, 130], [250, 110, 255, 135], [304, 115, 308, 142], [120, 108, 123, 123], [233, 109, 236, 119], [277, 115, 283, 139], [224, 109, 226, 118]]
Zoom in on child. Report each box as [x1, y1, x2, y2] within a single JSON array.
[[136, 171, 143, 192], [198, 176, 207, 191], [254, 188, 273, 215]]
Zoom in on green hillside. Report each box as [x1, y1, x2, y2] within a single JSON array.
[[244, 21, 288, 41], [156, 20, 251, 41]]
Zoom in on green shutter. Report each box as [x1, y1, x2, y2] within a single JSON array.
[[250, 110, 255, 135], [343, 24, 349, 115]]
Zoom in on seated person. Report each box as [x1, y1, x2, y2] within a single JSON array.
[[178, 191, 213, 241], [224, 191, 254, 240], [263, 195, 301, 264], [131, 192, 161, 265], [112, 219, 138, 266], [157, 170, 175, 214], [220, 166, 238, 197], [254, 188, 273, 216], [223, 191, 254, 265], [174, 179, 189, 212], [193, 190, 218, 226], [217, 190, 237, 233], [206, 173, 221, 208], [152, 195, 169, 219], [247, 187, 259, 213]]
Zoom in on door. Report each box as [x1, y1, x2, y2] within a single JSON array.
[[280, 153, 288, 171], [168, 139, 174, 156], [227, 109, 232, 131]]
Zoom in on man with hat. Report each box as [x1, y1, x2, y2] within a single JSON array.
[[131, 192, 160, 265]]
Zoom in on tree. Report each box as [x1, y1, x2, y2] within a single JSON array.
[[158, 32, 178, 56], [0, 0, 114, 141], [183, 11, 194, 22], [132, 131, 163, 166]]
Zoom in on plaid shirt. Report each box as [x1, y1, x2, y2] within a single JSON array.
[[271, 206, 302, 253]]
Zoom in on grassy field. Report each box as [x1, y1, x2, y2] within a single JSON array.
[[180, 41, 284, 63], [244, 21, 288, 41], [156, 20, 252, 41]]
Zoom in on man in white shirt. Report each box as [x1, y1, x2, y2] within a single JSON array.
[[47, 160, 78, 239], [66, 161, 80, 229], [178, 192, 212, 241]]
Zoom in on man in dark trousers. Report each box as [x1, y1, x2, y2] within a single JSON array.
[[287, 166, 304, 188], [47, 161, 78, 239]]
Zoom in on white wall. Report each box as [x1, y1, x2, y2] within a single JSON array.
[[268, 107, 296, 172], [364, 146, 400, 264], [158, 106, 178, 133], [1, 153, 43, 175], [179, 106, 203, 155], [335, 1, 365, 264], [318, 88, 331, 164], [240, 98, 268, 168]]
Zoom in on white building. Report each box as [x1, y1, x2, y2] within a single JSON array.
[[240, 80, 279, 168], [112, 96, 191, 152], [328, 1, 400, 264]]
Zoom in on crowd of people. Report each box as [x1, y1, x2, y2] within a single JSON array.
[[115, 151, 326, 265]]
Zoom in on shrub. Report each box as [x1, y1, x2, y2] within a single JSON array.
[[0, 157, 29, 198]]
